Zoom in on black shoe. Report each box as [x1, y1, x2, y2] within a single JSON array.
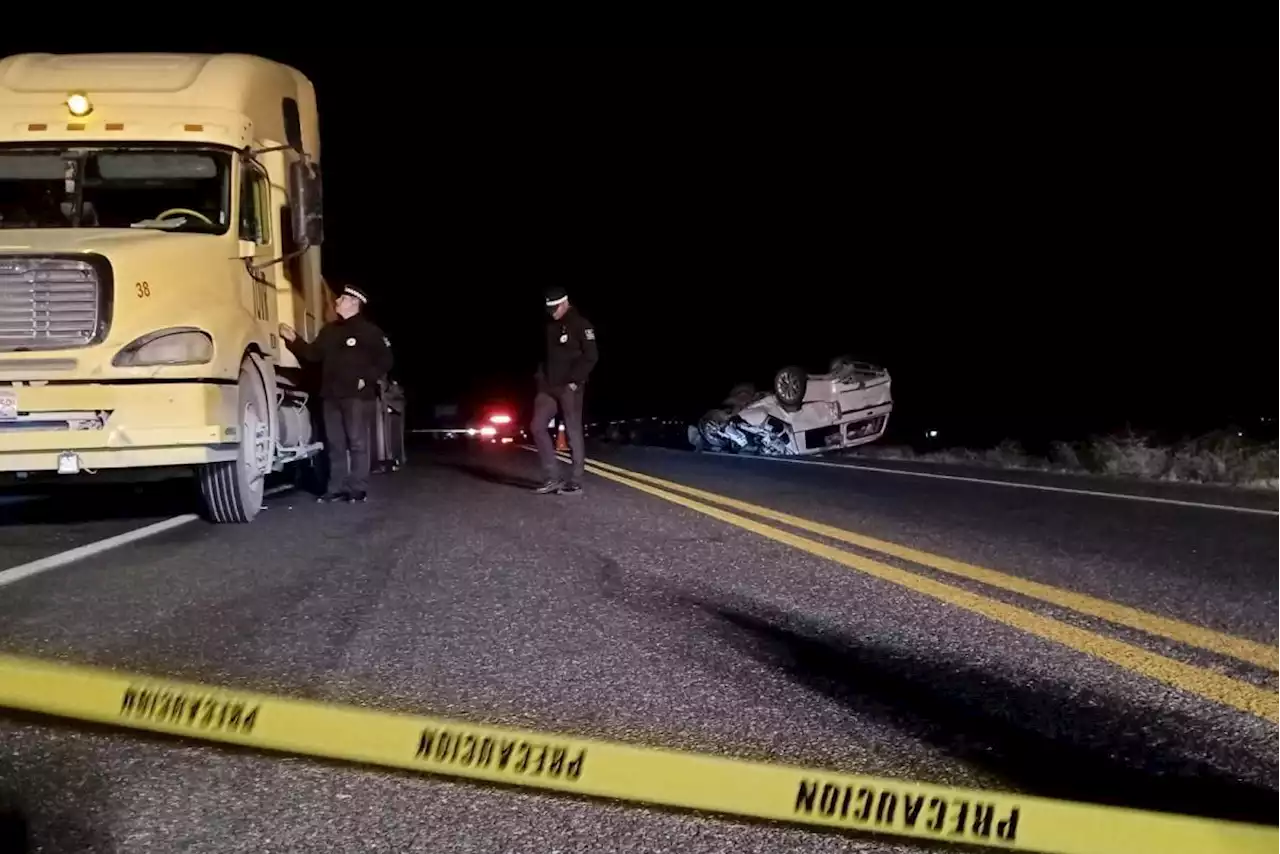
[[534, 478, 564, 494], [557, 483, 583, 496], [317, 491, 348, 503], [347, 491, 368, 503]]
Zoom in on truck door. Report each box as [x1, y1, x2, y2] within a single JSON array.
[[238, 159, 279, 356]]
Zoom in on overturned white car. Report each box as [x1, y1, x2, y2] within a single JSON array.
[[691, 356, 893, 456]]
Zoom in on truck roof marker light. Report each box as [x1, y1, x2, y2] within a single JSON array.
[[66, 93, 92, 117], [27, 123, 47, 131], [66, 123, 86, 131], [105, 123, 124, 131], [183, 123, 204, 132]]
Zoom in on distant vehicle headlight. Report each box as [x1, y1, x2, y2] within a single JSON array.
[[112, 327, 214, 367]]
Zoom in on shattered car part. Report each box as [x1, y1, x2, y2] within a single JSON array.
[[693, 355, 893, 457]]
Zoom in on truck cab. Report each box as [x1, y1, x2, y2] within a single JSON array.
[[0, 52, 331, 521]]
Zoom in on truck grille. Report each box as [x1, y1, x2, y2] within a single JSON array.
[[0, 257, 103, 351]]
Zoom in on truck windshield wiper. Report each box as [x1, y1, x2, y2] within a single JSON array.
[[129, 218, 197, 231]]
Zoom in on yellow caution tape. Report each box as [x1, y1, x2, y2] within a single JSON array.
[[0, 653, 1272, 854]]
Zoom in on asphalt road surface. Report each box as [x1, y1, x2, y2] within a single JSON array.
[[0, 442, 1275, 853]]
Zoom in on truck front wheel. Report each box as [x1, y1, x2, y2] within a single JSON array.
[[198, 358, 270, 523]]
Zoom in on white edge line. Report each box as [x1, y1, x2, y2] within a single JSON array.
[[0, 514, 199, 590], [540, 445, 1276, 516]]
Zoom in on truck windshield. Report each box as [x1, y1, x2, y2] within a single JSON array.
[[0, 146, 230, 234]]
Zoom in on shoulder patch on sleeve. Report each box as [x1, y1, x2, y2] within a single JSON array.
[[584, 327, 595, 341]]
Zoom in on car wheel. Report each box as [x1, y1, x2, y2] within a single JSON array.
[[724, 382, 756, 411], [829, 355, 857, 379], [773, 365, 807, 410], [699, 409, 728, 445]]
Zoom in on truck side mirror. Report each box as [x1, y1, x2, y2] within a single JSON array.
[[288, 159, 324, 247]]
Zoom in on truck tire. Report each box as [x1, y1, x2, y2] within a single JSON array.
[[197, 358, 270, 523], [388, 408, 406, 469], [372, 398, 388, 469], [371, 400, 405, 472]]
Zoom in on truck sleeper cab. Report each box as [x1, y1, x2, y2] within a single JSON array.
[[0, 52, 331, 522]]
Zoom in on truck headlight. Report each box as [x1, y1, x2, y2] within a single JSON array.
[[112, 328, 214, 367]]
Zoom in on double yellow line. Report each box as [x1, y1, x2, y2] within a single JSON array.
[[575, 456, 1279, 723]]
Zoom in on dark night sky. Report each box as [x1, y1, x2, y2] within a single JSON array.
[[2, 42, 1273, 445]]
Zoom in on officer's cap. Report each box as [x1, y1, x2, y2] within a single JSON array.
[[341, 285, 369, 304], [544, 286, 568, 307]]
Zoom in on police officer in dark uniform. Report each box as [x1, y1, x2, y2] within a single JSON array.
[[532, 286, 598, 494], [280, 284, 393, 503]]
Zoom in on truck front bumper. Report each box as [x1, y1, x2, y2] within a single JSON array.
[[0, 381, 239, 472]]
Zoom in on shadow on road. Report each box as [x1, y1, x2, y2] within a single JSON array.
[[0, 481, 200, 527], [0, 752, 112, 854], [680, 593, 1278, 826], [0, 803, 25, 854], [427, 449, 545, 490]]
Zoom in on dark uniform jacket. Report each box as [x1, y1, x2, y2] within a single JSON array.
[[286, 314, 394, 400], [537, 307, 598, 390]]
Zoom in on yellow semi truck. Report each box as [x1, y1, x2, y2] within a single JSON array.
[[0, 52, 335, 522]]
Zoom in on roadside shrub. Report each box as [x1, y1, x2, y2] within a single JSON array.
[[852, 429, 1278, 489]]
